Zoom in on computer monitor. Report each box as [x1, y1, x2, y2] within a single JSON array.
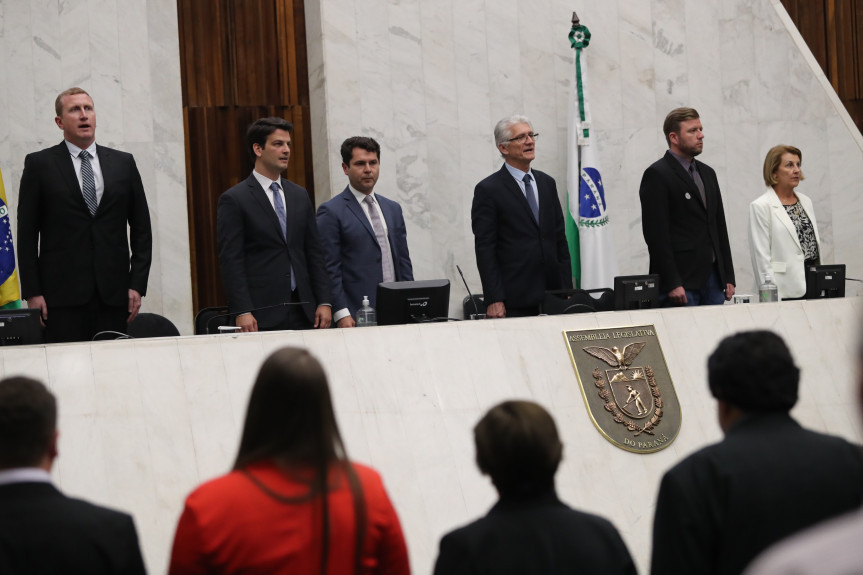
[[614, 274, 660, 310], [805, 264, 845, 299], [376, 279, 451, 326], [0, 308, 44, 346]]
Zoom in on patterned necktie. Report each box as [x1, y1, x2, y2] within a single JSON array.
[[689, 163, 706, 207], [79, 150, 98, 216], [270, 182, 296, 291], [523, 173, 539, 223], [363, 195, 395, 282]]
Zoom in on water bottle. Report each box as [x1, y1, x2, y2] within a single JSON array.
[[356, 296, 377, 327], [759, 274, 779, 303]]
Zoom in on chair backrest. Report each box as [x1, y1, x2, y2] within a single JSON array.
[[541, 288, 614, 315], [462, 294, 487, 319], [127, 313, 181, 338], [194, 306, 230, 335]]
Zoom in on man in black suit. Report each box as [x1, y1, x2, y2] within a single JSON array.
[[0, 376, 147, 574], [639, 107, 734, 305], [433, 400, 637, 575], [17, 87, 152, 342], [651, 331, 863, 575], [217, 117, 331, 331], [472, 115, 572, 318]]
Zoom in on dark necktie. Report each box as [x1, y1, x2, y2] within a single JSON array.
[[523, 174, 539, 223], [689, 163, 706, 207], [79, 150, 98, 216], [270, 182, 296, 291], [363, 195, 395, 282]]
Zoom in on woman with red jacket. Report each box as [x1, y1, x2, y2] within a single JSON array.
[[169, 347, 410, 575]]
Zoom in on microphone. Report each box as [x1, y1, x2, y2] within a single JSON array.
[[456, 265, 485, 320], [206, 301, 309, 334]]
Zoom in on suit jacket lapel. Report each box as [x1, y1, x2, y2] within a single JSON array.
[[52, 142, 91, 214], [343, 188, 378, 246], [766, 192, 802, 249], [664, 152, 705, 211], [248, 175, 285, 244], [693, 159, 712, 212], [498, 165, 538, 228]]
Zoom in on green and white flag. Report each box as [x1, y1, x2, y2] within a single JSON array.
[[566, 22, 617, 290]]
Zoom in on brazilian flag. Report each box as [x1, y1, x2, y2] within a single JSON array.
[[0, 167, 22, 309]]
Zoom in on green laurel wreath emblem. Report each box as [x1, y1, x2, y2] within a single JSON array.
[[569, 24, 591, 49]]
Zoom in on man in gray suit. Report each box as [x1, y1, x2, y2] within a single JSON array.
[[316, 136, 413, 327]]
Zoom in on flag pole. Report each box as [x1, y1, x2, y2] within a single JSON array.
[[566, 11, 618, 290]]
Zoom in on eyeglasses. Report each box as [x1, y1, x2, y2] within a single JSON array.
[[506, 132, 539, 143]]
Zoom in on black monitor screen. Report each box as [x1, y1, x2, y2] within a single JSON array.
[[377, 279, 451, 326], [0, 309, 44, 346], [614, 274, 660, 310], [805, 264, 845, 299]]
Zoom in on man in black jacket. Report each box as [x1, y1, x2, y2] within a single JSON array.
[[434, 400, 636, 575], [472, 115, 572, 318], [639, 107, 734, 305], [17, 87, 152, 342], [0, 376, 146, 574], [651, 331, 863, 575]]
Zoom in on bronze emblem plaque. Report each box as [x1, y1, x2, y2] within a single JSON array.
[[564, 325, 681, 453]]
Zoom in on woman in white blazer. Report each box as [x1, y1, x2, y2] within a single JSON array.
[[748, 145, 821, 299]]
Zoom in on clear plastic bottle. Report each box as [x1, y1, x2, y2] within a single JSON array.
[[356, 296, 377, 327], [759, 274, 779, 303]]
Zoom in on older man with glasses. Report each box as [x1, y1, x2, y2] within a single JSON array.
[[471, 115, 572, 318]]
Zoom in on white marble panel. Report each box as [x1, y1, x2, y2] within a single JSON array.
[[651, 0, 689, 111], [718, 0, 757, 125], [827, 116, 863, 280], [0, 0, 192, 334], [117, 0, 153, 143]]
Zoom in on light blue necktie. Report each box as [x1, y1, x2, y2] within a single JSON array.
[[523, 173, 539, 223], [270, 182, 296, 291], [79, 150, 98, 216]]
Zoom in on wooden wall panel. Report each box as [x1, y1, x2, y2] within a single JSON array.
[[178, 0, 313, 313], [782, 0, 863, 131]]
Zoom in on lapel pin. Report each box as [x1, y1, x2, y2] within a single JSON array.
[[684, 192, 691, 200]]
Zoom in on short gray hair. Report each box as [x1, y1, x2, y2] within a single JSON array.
[[494, 115, 533, 147]]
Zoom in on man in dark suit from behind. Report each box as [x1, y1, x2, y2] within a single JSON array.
[[472, 115, 572, 318], [17, 87, 152, 342], [0, 376, 146, 574], [639, 107, 735, 306], [217, 117, 331, 332], [651, 331, 863, 575], [433, 400, 637, 575], [316, 136, 413, 327]]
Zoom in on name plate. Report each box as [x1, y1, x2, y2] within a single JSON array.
[[564, 325, 681, 453]]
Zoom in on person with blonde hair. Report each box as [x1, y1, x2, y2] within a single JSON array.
[[748, 145, 821, 299], [169, 347, 409, 574]]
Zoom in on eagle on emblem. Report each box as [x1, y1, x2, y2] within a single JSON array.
[[583, 342, 646, 369]]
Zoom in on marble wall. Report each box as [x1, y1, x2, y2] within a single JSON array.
[[306, 0, 863, 315], [0, 0, 193, 333], [3, 299, 862, 573]]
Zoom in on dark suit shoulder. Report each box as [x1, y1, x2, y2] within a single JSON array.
[[436, 496, 635, 575], [374, 192, 401, 207], [281, 177, 310, 198], [0, 483, 145, 575], [24, 141, 68, 163], [475, 165, 511, 190], [95, 144, 134, 159]]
